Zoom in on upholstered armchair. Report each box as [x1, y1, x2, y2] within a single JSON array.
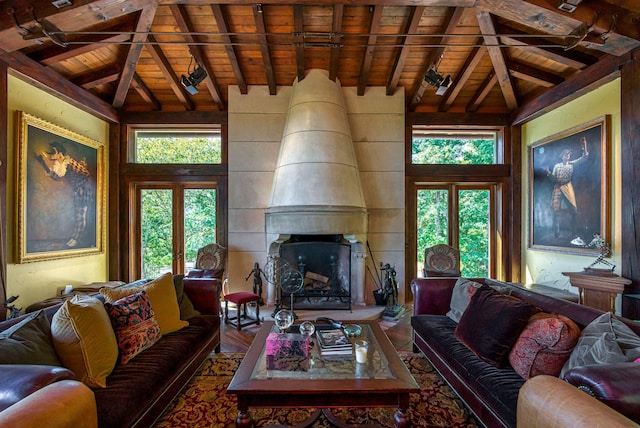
[[423, 244, 461, 277]]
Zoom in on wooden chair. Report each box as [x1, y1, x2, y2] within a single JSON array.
[[423, 244, 461, 277]]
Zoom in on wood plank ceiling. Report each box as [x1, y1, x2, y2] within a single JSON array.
[[0, 0, 638, 117]]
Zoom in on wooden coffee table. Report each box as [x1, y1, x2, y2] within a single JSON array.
[[226, 320, 420, 427]]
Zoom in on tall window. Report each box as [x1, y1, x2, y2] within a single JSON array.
[[125, 127, 225, 280], [417, 186, 492, 277], [409, 126, 503, 283], [139, 185, 217, 278]]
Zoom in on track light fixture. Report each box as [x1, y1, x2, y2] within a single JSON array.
[[424, 68, 451, 96], [181, 58, 207, 95]]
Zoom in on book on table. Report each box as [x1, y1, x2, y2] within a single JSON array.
[[316, 328, 353, 355]]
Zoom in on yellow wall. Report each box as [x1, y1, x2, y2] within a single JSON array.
[[6, 76, 109, 308], [522, 79, 621, 293]]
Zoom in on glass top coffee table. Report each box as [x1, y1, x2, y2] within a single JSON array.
[[227, 320, 419, 427]]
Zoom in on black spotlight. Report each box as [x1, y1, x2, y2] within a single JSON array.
[[424, 68, 451, 96], [181, 64, 207, 95]]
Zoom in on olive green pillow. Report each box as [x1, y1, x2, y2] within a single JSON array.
[[0, 310, 61, 366], [51, 295, 119, 388]]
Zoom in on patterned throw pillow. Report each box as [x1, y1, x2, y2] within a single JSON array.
[[104, 291, 161, 365], [509, 312, 581, 379], [101, 272, 188, 335]]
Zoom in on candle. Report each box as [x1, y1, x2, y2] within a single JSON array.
[[355, 340, 368, 364]]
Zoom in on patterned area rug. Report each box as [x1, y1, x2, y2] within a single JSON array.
[[154, 352, 479, 427]]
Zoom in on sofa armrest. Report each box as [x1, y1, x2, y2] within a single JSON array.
[[410, 277, 459, 315], [183, 277, 222, 316], [563, 362, 640, 423], [0, 380, 97, 428], [0, 365, 76, 412], [517, 375, 639, 428]]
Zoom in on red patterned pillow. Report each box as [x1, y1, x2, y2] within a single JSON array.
[[509, 312, 581, 379], [104, 291, 162, 365]]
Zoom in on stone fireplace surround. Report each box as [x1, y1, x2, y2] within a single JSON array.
[[265, 69, 368, 308]]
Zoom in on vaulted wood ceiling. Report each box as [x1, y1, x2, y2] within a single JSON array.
[[1, 0, 639, 121]]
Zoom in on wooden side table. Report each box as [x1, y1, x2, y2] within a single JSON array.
[[562, 271, 631, 313]]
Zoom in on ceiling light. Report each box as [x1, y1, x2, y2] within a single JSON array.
[[181, 63, 207, 95], [51, 0, 72, 8], [557, 0, 582, 13], [424, 68, 451, 96], [436, 75, 452, 96]]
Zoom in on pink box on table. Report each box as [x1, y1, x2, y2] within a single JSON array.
[[265, 332, 310, 371]]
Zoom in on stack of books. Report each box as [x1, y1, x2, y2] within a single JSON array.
[[316, 328, 353, 356]]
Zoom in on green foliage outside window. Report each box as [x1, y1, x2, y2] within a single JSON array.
[[136, 133, 222, 164], [415, 136, 494, 278], [136, 131, 220, 278], [412, 137, 495, 164]]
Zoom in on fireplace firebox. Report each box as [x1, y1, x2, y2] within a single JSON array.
[[279, 235, 351, 311]]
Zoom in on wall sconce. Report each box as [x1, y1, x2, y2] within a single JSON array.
[[424, 68, 451, 96], [181, 60, 207, 95]]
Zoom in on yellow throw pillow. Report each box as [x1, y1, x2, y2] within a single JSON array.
[[101, 273, 188, 335], [51, 295, 118, 388]]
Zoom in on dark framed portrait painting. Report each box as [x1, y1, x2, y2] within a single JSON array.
[[528, 115, 610, 255], [15, 111, 105, 263]]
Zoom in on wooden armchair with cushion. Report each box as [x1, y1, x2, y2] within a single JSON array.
[[186, 243, 226, 280], [423, 244, 461, 277]]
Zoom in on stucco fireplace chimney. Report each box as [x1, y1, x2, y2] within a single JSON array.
[[265, 69, 368, 306]]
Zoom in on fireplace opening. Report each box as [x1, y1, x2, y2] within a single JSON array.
[[279, 234, 351, 311]]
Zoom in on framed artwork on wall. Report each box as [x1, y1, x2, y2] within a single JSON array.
[[15, 111, 105, 263], [528, 115, 611, 255]]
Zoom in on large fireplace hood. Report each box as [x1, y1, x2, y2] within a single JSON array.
[[265, 69, 368, 236]]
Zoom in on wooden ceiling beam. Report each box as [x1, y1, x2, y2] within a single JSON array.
[[476, 0, 640, 56], [211, 4, 247, 94], [476, 9, 518, 110], [508, 61, 564, 87], [71, 64, 121, 89], [112, 5, 157, 109], [131, 72, 161, 111], [1, 50, 118, 122], [29, 24, 132, 66], [145, 34, 194, 111], [466, 71, 497, 112], [0, 0, 151, 52], [252, 4, 276, 95], [294, 5, 305, 82], [512, 47, 632, 124], [387, 6, 426, 96], [439, 45, 484, 112], [329, 4, 344, 82], [498, 34, 597, 70], [357, 5, 383, 96], [408, 7, 464, 111], [169, 4, 224, 109]]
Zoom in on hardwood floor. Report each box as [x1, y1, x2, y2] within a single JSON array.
[[220, 305, 414, 353]]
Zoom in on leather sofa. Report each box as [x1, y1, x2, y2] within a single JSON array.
[[411, 277, 640, 428], [0, 277, 221, 428]]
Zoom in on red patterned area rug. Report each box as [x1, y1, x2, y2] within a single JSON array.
[[154, 351, 479, 428]]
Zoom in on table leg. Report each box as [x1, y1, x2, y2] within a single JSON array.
[[235, 408, 252, 428], [393, 408, 411, 428]]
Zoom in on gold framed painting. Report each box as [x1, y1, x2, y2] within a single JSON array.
[[15, 112, 105, 263], [528, 115, 611, 255]]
